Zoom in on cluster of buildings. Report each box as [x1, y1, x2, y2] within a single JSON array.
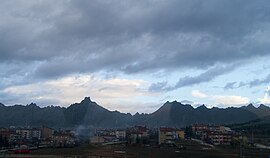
[[89, 125, 234, 146], [1, 124, 235, 149], [192, 124, 234, 145], [90, 126, 151, 145], [158, 127, 185, 145], [90, 128, 126, 144], [0, 126, 76, 148], [126, 126, 151, 144], [89, 126, 185, 146]]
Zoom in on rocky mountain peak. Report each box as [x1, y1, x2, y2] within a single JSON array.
[[258, 104, 269, 109], [197, 104, 208, 110], [246, 103, 256, 109], [80, 97, 92, 104]]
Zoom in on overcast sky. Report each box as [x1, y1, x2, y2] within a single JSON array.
[[1, 0, 270, 113]]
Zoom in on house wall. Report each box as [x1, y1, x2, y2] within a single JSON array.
[[90, 136, 105, 144]]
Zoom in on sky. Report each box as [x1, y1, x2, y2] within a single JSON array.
[[1, 0, 270, 114]]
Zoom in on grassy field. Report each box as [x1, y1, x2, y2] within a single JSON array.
[[2, 140, 269, 158]]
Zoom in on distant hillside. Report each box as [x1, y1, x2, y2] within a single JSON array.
[[147, 101, 263, 126], [64, 97, 132, 127], [229, 115, 270, 131], [0, 97, 132, 128], [0, 103, 65, 127], [229, 115, 270, 145], [0, 97, 269, 128], [242, 104, 270, 117]]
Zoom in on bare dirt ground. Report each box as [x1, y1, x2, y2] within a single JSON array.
[[1, 140, 269, 158]]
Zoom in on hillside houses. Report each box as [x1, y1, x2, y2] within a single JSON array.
[[0, 124, 237, 150], [90, 128, 127, 144], [158, 127, 185, 145], [0, 126, 76, 148], [192, 124, 234, 145]]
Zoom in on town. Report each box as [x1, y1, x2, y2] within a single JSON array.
[[1, 123, 270, 158], [0, 124, 247, 152]]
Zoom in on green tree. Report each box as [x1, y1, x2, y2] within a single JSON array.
[[185, 126, 193, 139]]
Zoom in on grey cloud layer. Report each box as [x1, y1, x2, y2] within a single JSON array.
[[224, 74, 270, 90], [149, 64, 236, 92], [1, 0, 270, 82]]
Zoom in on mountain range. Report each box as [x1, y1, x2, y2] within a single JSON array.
[[0, 97, 270, 128]]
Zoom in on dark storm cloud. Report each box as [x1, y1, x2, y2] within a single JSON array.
[[1, 0, 270, 81], [149, 64, 236, 92]]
